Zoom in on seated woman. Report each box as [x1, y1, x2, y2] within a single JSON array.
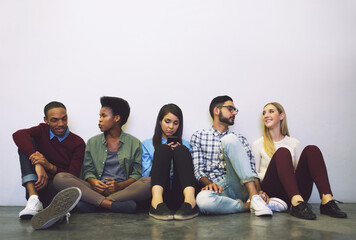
[[142, 104, 198, 220], [53, 96, 151, 213], [251, 102, 347, 220]]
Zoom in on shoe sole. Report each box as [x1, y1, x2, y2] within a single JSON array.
[[174, 212, 199, 220], [290, 210, 316, 220], [320, 212, 347, 218], [149, 212, 174, 221], [31, 187, 82, 230], [20, 214, 35, 220], [250, 208, 273, 216]]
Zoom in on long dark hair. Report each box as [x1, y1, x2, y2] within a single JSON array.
[[152, 104, 183, 149]]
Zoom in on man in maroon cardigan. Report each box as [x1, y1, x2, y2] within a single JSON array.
[[13, 101, 85, 219]]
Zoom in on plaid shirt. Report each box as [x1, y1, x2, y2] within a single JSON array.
[[190, 127, 258, 183]]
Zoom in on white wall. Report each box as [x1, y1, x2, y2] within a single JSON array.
[[1, 0, 355, 206]]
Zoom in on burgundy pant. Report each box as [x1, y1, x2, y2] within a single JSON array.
[[261, 145, 332, 207]]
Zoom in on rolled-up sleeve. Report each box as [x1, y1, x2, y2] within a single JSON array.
[[190, 132, 206, 181]]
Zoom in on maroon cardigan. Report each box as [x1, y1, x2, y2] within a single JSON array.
[[13, 123, 85, 179]]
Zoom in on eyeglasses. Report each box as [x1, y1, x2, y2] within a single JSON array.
[[219, 105, 238, 114]]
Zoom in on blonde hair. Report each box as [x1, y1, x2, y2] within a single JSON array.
[[262, 102, 290, 158]]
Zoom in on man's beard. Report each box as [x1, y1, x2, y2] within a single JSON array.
[[219, 112, 235, 125]]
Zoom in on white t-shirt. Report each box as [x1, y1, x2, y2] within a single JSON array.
[[251, 136, 301, 181]]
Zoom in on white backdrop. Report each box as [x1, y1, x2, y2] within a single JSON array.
[[1, 0, 355, 206]]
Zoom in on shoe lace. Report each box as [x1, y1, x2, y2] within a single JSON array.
[[66, 212, 71, 224], [327, 200, 343, 210], [296, 201, 313, 210]]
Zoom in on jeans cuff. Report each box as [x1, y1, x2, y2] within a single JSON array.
[[235, 199, 245, 212], [240, 176, 254, 185], [22, 174, 38, 186]]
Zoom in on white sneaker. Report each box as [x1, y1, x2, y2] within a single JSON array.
[[268, 197, 288, 212], [250, 195, 273, 216], [19, 195, 43, 219]]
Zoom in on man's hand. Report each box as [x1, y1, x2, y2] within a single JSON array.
[[34, 164, 48, 190], [30, 151, 57, 174], [202, 183, 223, 194], [258, 190, 270, 204], [30, 152, 50, 169], [88, 178, 108, 194]]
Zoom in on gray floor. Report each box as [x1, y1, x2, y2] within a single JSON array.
[[1, 204, 356, 240]]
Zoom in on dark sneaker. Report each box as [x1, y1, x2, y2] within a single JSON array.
[[31, 187, 82, 230], [173, 202, 199, 220], [290, 201, 316, 220], [149, 203, 174, 221], [320, 200, 347, 218]]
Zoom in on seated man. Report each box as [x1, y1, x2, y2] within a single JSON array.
[[191, 95, 286, 216], [13, 101, 86, 219]]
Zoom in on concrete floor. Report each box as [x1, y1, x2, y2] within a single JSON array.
[[1, 204, 356, 240]]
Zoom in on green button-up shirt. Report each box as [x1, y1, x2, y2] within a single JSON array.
[[82, 131, 142, 181]]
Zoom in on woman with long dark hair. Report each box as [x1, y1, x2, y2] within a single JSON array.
[[142, 103, 198, 220]]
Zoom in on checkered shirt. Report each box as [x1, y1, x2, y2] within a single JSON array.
[[190, 127, 258, 183]]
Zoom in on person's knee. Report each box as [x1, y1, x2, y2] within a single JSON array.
[[304, 145, 320, 153], [174, 144, 189, 153], [138, 177, 151, 185], [274, 147, 292, 159], [221, 134, 238, 145], [196, 190, 218, 213], [173, 145, 192, 163], [221, 134, 243, 152], [154, 144, 173, 160], [156, 144, 172, 153], [53, 172, 73, 188]]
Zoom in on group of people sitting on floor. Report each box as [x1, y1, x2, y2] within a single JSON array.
[[12, 95, 347, 230]]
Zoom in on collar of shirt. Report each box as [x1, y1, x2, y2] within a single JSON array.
[[210, 126, 230, 138], [49, 128, 70, 142], [101, 131, 128, 147]]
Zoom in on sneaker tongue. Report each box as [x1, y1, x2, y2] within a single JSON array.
[[29, 195, 39, 200]]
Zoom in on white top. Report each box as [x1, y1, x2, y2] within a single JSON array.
[[251, 136, 301, 181]]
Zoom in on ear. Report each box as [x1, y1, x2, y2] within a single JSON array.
[[214, 107, 220, 116], [44, 116, 49, 124], [279, 113, 285, 121], [114, 115, 121, 123]]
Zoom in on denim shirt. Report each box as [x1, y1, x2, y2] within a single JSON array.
[[82, 131, 142, 181]]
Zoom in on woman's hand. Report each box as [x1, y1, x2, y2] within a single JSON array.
[[168, 141, 180, 150], [88, 178, 108, 194], [258, 190, 270, 204], [105, 178, 124, 193]]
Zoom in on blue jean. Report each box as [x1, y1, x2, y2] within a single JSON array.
[[18, 148, 57, 207], [196, 134, 254, 214]]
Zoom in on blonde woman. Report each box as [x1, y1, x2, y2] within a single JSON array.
[[251, 102, 346, 220]]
